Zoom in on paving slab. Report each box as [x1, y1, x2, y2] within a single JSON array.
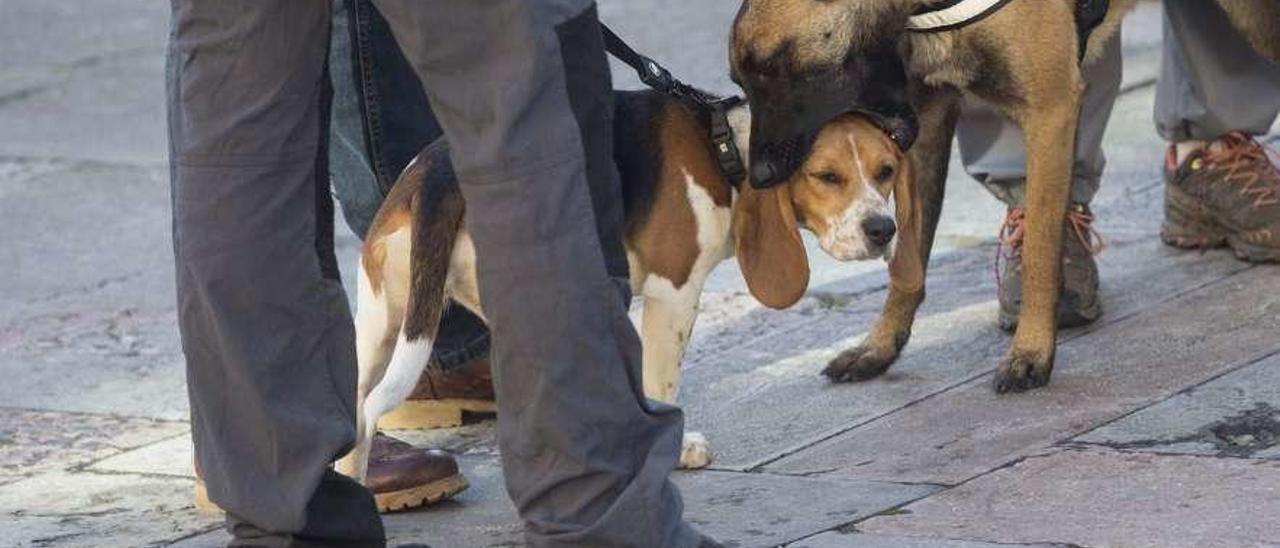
[[686, 229, 1253, 471], [173, 458, 938, 548], [1073, 353, 1280, 459], [0, 1, 168, 166], [792, 531, 1067, 548], [0, 408, 187, 486], [90, 433, 196, 478], [768, 265, 1280, 484], [0, 470, 218, 548], [857, 448, 1280, 548], [0, 0, 167, 100], [0, 303, 191, 420], [0, 164, 172, 318]]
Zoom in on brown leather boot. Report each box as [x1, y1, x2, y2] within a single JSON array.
[[365, 434, 468, 513], [377, 358, 496, 429], [193, 433, 467, 514]]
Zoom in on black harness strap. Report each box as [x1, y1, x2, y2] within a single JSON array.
[[601, 24, 748, 186]]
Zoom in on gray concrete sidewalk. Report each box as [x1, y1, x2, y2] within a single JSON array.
[[3, 2, 1279, 547]]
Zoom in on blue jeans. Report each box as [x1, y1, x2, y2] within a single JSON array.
[[329, 0, 490, 371]]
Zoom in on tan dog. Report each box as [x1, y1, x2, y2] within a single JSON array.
[[336, 90, 912, 479], [730, 0, 1280, 393]]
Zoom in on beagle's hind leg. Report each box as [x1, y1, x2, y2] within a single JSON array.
[[336, 254, 404, 480], [825, 87, 960, 383]]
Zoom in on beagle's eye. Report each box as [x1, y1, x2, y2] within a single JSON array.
[[813, 171, 843, 186], [875, 164, 896, 183]]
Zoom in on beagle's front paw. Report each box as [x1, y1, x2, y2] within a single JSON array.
[[679, 432, 712, 469], [993, 347, 1054, 393], [823, 343, 898, 383]]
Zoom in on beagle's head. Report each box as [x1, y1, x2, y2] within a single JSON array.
[[787, 113, 902, 261], [734, 113, 912, 310]]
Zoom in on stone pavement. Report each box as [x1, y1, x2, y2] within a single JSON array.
[[2, 2, 1278, 547]]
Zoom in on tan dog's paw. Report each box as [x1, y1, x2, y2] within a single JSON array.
[[823, 343, 897, 383], [993, 348, 1054, 393], [679, 432, 712, 469]]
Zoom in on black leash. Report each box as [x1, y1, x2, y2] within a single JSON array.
[[601, 24, 748, 186]]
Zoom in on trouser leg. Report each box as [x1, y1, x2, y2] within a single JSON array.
[[328, 0, 490, 370], [168, 0, 382, 543], [367, 1, 699, 546], [1155, 0, 1280, 142], [957, 33, 1123, 206]]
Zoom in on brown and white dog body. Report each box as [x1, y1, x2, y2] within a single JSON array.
[[338, 90, 911, 479]]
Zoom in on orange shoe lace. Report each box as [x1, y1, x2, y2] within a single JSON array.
[[1196, 132, 1280, 208], [994, 204, 1106, 288]]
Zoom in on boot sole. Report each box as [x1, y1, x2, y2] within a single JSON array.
[[1162, 187, 1279, 262], [998, 298, 1102, 333], [378, 399, 496, 430], [1226, 235, 1280, 263], [194, 473, 470, 514], [375, 473, 469, 513]]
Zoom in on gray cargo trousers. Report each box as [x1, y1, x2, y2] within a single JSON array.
[[168, 1, 699, 547], [1154, 0, 1280, 142], [957, 1, 1280, 206]]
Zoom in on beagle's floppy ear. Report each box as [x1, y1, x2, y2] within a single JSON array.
[[888, 155, 924, 294], [734, 182, 810, 309]]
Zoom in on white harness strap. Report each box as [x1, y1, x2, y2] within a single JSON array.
[[906, 0, 1013, 32]]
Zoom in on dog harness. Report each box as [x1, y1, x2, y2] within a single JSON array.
[[601, 25, 748, 187], [909, 0, 1110, 61]]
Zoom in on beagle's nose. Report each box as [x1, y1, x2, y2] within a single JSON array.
[[861, 215, 897, 247]]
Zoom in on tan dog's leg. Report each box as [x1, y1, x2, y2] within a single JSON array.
[[641, 277, 710, 469], [995, 90, 1082, 393], [825, 87, 961, 382]]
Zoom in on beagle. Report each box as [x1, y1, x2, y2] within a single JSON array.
[[337, 90, 911, 479]]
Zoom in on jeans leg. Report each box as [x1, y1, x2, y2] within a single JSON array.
[[367, 1, 699, 546], [168, 0, 381, 542], [1155, 0, 1280, 142], [957, 33, 1123, 206]]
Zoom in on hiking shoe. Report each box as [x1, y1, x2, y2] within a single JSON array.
[[1162, 133, 1280, 263], [996, 204, 1105, 332]]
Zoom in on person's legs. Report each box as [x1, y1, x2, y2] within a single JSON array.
[[366, 1, 702, 546], [1155, 0, 1280, 146], [955, 33, 1121, 329], [1157, 1, 1280, 263], [169, 1, 382, 544]]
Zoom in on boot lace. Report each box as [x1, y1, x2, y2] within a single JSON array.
[[994, 205, 1105, 288], [1198, 132, 1280, 208]]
